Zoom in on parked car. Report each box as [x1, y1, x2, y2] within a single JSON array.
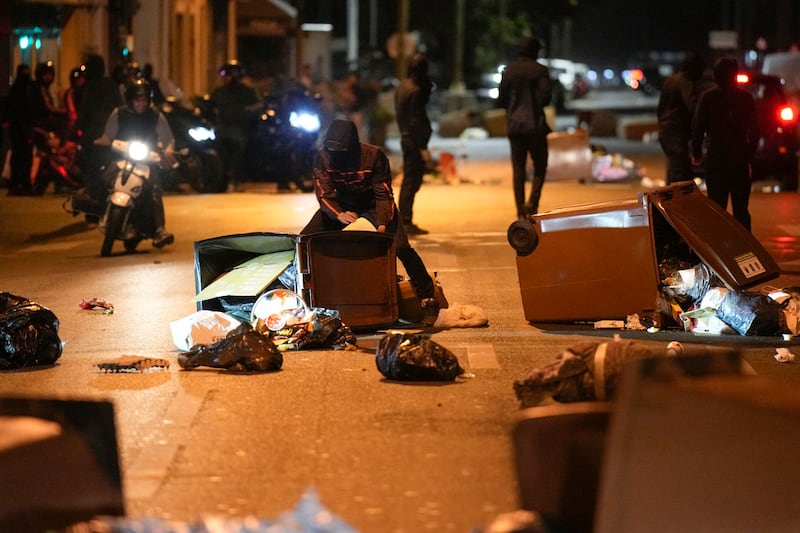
[[737, 71, 799, 191]]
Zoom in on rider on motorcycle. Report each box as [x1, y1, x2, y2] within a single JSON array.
[[94, 78, 175, 248]]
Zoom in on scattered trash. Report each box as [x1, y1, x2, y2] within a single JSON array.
[[433, 303, 488, 328], [178, 323, 283, 373], [625, 314, 648, 330], [375, 332, 464, 381], [660, 261, 788, 337], [479, 509, 550, 533], [590, 152, 644, 182], [775, 348, 796, 363], [0, 292, 62, 370], [97, 356, 170, 373], [170, 310, 242, 351], [264, 307, 357, 352], [79, 297, 115, 314], [594, 320, 624, 329], [67, 487, 358, 532], [251, 289, 311, 333]]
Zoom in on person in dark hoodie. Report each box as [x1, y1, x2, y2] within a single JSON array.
[[691, 55, 758, 230], [395, 53, 434, 235], [300, 119, 440, 326], [497, 35, 553, 219]]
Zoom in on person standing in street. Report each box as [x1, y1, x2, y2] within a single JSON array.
[[497, 35, 553, 219], [691, 55, 759, 230], [4, 64, 34, 195], [208, 61, 261, 192], [657, 50, 706, 184], [300, 119, 440, 326], [395, 53, 434, 235]]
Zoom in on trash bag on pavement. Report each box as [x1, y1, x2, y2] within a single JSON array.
[[375, 332, 464, 381], [513, 338, 655, 407], [178, 322, 283, 372], [0, 292, 62, 370], [715, 290, 786, 336]]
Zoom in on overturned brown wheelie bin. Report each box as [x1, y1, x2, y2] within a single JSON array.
[[507, 181, 780, 325], [193, 230, 398, 330]]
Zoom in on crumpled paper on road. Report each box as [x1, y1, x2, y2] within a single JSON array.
[[170, 310, 242, 351]]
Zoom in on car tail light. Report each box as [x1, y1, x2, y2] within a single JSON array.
[[778, 104, 796, 124], [736, 73, 750, 84]]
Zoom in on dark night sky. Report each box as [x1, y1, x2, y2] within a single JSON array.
[[569, 0, 798, 68]]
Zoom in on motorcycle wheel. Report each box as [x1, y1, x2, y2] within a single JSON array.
[[186, 152, 226, 193], [101, 205, 126, 257]]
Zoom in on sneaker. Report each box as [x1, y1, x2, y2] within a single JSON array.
[[152, 228, 174, 248], [420, 297, 440, 327], [405, 222, 429, 235]]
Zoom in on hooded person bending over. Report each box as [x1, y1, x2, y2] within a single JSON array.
[[300, 119, 440, 326]]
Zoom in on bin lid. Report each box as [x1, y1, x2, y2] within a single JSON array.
[[646, 182, 779, 290]]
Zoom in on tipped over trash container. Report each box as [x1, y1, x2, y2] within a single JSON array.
[[194, 231, 398, 330], [507, 181, 780, 324]]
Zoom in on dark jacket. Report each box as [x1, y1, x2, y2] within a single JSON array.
[[497, 57, 553, 136], [395, 74, 432, 148], [313, 120, 395, 227], [691, 85, 758, 167]]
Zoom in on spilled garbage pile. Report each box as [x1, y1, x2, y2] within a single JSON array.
[[659, 260, 793, 337]]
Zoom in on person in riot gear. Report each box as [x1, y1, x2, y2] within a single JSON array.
[[93, 78, 175, 248], [300, 119, 440, 327]]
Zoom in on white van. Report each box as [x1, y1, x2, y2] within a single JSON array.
[[761, 51, 800, 96]]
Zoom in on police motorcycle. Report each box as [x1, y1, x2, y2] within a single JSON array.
[[159, 97, 226, 193], [67, 138, 176, 256]]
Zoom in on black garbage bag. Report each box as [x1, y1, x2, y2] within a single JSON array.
[[715, 290, 786, 336], [178, 322, 283, 372], [0, 292, 62, 370], [375, 332, 464, 381]]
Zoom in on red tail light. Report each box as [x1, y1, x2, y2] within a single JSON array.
[[736, 73, 750, 84], [779, 105, 796, 124]]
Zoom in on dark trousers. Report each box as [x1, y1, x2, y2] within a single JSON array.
[[509, 133, 548, 216], [301, 208, 434, 299], [705, 163, 751, 231], [399, 137, 425, 223], [659, 130, 693, 184], [9, 129, 33, 194]]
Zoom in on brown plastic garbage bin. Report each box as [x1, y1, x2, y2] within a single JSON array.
[[296, 231, 398, 329], [194, 231, 398, 330], [507, 181, 780, 323]]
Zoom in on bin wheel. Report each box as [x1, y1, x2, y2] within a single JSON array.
[[507, 219, 539, 256]]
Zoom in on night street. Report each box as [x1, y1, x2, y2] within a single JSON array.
[[3, 125, 800, 531]]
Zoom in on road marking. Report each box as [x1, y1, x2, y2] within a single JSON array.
[[125, 390, 205, 499], [461, 343, 500, 369]]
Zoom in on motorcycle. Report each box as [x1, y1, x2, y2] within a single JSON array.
[[160, 98, 226, 193], [67, 139, 173, 257], [244, 86, 322, 192]]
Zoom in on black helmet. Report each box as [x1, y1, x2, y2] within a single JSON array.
[[219, 60, 244, 80], [125, 77, 152, 107], [35, 60, 56, 80]]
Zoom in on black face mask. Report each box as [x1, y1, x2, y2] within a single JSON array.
[[323, 119, 361, 170]]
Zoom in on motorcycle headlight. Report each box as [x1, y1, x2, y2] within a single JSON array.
[[290, 111, 321, 133], [189, 126, 216, 142], [128, 141, 149, 161]]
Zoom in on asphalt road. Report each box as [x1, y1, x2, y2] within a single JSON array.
[[2, 130, 800, 531]]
